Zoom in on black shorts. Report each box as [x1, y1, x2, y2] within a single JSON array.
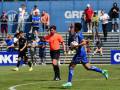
[[50, 50, 60, 60], [18, 51, 27, 59], [32, 27, 39, 32]]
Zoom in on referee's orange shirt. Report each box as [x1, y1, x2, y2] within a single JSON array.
[[44, 33, 64, 51]]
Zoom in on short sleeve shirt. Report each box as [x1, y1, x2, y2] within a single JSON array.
[[44, 33, 64, 50]]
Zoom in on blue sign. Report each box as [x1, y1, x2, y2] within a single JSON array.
[[0, 52, 18, 66], [1, 0, 120, 32], [111, 50, 120, 64]]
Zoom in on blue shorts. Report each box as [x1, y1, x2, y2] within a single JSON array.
[[72, 47, 89, 64]]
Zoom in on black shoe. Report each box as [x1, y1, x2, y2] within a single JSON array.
[[54, 77, 61, 81]]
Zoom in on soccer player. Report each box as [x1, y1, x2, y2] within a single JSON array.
[[62, 23, 109, 87], [44, 25, 65, 80], [13, 31, 33, 71]]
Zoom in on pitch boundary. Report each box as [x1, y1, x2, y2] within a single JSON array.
[[8, 78, 119, 90]]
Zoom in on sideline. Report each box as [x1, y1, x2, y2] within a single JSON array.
[[8, 78, 119, 90]]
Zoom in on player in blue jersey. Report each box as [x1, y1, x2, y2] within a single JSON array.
[[62, 23, 109, 88]]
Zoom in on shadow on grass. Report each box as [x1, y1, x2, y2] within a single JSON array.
[[23, 79, 53, 82], [45, 86, 72, 90]]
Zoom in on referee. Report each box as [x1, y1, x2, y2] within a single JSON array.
[[44, 25, 66, 80], [13, 31, 33, 71]]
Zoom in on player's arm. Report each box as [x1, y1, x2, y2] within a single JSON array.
[[74, 39, 86, 48], [59, 35, 66, 52], [20, 40, 27, 51], [7, 44, 14, 48], [61, 41, 66, 52]]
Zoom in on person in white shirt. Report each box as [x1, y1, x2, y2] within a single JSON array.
[[31, 5, 40, 16], [16, 4, 26, 33], [100, 10, 109, 42]]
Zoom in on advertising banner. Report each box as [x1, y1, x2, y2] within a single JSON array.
[[0, 52, 18, 66], [111, 50, 120, 64]]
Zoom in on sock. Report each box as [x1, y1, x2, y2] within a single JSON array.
[[53, 65, 58, 78], [53, 65, 60, 78], [28, 61, 32, 67], [68, 67, 74, 82], [56, 65, 60, 78], [17, 61, 20, 67], [90, 66, 102, 73]]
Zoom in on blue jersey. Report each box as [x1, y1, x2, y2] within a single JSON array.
[[38, 41, 48, 55], [5, 39, 14, 46], [72, 31, 88, 64], [38, 41, 47, 46], [32, 16, 40, 27], [5, 39, 14, 52]]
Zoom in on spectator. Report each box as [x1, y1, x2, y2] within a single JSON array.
[[31, 5, 40, 16], [41, 10, 50, 32], [92, 11, 99, 38], [84, 4, 94, 33], [92, 38, 103, 56], [0, 34, 15, 52], [100, 10, 109, 42], [44, 25, 66, 81], [16, 4, 26, 33], [68, 23, 76, 54], [30, 11, 41, 33], [28, 39, 37, 65], [109, 2, 119, 32], [38, 36, 47, 65], [0, 11, 8, 37]]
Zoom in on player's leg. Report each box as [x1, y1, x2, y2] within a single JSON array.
[[24, 54, 33, 71], [62, 54, 78, 87], [82, 61, 108, 80], [52, 59, 60, 80], [12, 57, 21, 71], [51, 50, 61, 80], [62, 62, 76, 87]]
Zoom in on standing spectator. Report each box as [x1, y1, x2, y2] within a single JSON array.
[[31, 5, 40, 16], [92, 11, 99, 39], [109, 2, 119, 32], [30, 11, 41, 33], [28, 39, 37, 65], [13, 31, 33, 71], [41, 10, 50, 32], [0, 11, 8, 37], [100, 10, 109, 42], [68, 23, 75, 54], [84, 4, 94, 33], [16, 4, 26, 33], [38, 36, 47, 65], [44, 25, 65, 80]]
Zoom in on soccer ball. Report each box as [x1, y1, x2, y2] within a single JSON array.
[[70, 41, 78, 49]]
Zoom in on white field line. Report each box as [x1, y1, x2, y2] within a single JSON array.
[[8, 78, 119, 90]]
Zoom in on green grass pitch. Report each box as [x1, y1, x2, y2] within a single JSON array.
[[0, 64, 120, 90]]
